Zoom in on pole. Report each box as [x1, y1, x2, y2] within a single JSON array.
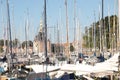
[[6, 0, 13, 72], [74, 0, 76, 54], [44, 0, 47, 58], [108, 6, 111, 52], [118, 0, 120, 73], [44, 0, 48, 78], [25, 19, 27, 56], [65, 0, 69, 59], [94, 11, 96, 53], [119, 0, 120, 41], [99, 5, 102, 53], [102, 0, 104, 52]]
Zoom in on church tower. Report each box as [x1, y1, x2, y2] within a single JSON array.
[[40, 20, 43, 33]]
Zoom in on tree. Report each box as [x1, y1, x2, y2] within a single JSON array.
[[51, 44, 55, 53], [70, 43, 74, 52], [83, 15, 118, 50], [0, 46, 3, 53], [12, 38, 19, 47], [51, 43, 64, 54], [28, 41, 33, 47], [0, 39, 4, 46], [22, 40, 33, 49]]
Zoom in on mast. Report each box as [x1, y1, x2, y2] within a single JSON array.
[[113, 0, 116, 53], [53, 25, 56, 54], [108, 6, 111, 51], [74, 0, 76, 54], [114, 0, 117, 51], [25, 15, 28, 56], [116, 0, 119, 51], [44, 0, 47, 58], [93, 11, 96, 53], [3, 27, 6, 53], [76, 19, 79, 53], [79, 23, 82, 53], [59, 8, 63, 54], [119, 0, 120, 43], [78, 20, 81, 53], [6, 0, 13, 72], [101, 0, 104, 51], [57, 22, 60, 54], [78, 10, 82, 53], [92, 22, 94, 50], [65, 0, 69, 58], [88, 28, 90, 51], [99, 5, 102, 53], [44, 0, 48, 78], [27, 9, 30, 55], [24, 9, 29, 56], [118, 0, 120, 72]]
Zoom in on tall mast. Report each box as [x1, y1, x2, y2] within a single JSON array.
[[78, 20, 81, 53], [54, 25, 56, 54], [79, 22, 82, 53], [25, 9, 29, 56], [118, 0, 120, 48], [7, 0, 12, 55], [101, 0, 104, 51], [25, 18, 27, 55], [86, 27, 90, 51], [57, 22, 60, 54], [116, 0, 119, 51], [27, 9, 30, 54], [59, 8, 63, 54], [108, 6, 111, 51], [99, 5, 102, 53], [44, 0, 47, 58], [119, 0, 120, 42], [77, 9, 82, 53], [74, 0, 76, 53], [113, 0, 116, 52], [114, 0, 118, 51], [6, 0, 13, 72], [12, 6, 17, 53], [93, 11, 96, 53], [74, 0, 76, 29], [3, 27, 6, 53], [92, 22, 94, 49], [65, 0, 69, 58], [44, 0, 48, 78], [102, 0, 107, 52], [76, 19, 78, 53], [118, 0, 120, 72]]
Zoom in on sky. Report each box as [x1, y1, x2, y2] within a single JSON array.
[[0, 0, 116, 43]]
